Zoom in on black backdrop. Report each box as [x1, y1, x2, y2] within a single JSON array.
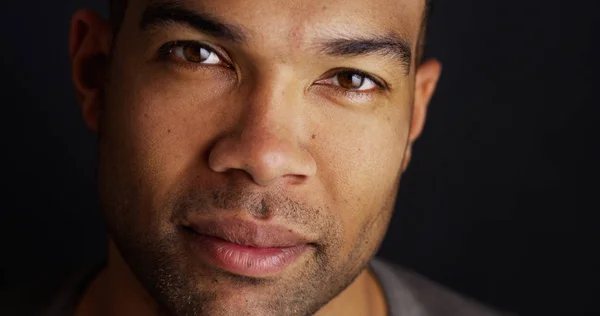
[[2, 1, 599, 315]]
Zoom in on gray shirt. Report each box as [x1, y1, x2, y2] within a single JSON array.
[[370, 258, 510, 316]]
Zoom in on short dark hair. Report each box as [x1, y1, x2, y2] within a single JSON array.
[[108, 0, 433, 63]]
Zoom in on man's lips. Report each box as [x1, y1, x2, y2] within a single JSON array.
[[180, 217, 313, 277], [182, 217, 312, 248]]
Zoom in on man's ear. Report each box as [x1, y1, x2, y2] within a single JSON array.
[[401, 59, 442, 172], [69, 9, 112, 133]]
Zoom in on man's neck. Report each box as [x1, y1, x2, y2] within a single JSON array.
[[75, 241, 387, 316], [75, 242, 160, 316], [315, 267, 388, 316]]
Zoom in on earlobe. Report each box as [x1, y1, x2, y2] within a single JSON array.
[[402, 59, 442, 172], [401, 146, 413, 173], [69, 9, 112, 132]]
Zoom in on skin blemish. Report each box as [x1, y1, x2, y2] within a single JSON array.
[[311, 134, 316, 139], [287, 21, 307, 52]]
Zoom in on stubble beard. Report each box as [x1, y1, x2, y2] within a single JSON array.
[[98, 182, 383, 316]]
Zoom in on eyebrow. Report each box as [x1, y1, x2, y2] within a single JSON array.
[[140, 1, 412, 74], [316, 36, 413, 74], [140, 1, 247, 43]]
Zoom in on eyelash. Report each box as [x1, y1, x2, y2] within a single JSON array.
[[156, 40, 388, 94]]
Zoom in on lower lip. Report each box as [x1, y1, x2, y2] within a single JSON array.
[[187, 231, 309, 277]]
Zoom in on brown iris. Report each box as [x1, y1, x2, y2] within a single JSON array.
[[181, 43, 212, 63], [336, 71, 367, 90]]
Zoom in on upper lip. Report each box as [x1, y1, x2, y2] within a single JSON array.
[[182, 217, 312, 248]]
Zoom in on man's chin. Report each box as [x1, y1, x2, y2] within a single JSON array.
[[153, 277, 324, 316], [195, 287, 285, 314]]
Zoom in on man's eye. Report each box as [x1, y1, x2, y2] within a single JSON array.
[[159, 41, 226, 66], [317, 70, 383, 91]]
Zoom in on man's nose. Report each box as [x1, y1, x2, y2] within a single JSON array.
[[207, 83, 317, 187]]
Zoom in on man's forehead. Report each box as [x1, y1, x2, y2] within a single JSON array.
[[132, 0, 425, 41], [133, 0, 422, 72]]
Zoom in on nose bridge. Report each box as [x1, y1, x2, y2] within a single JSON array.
[[208, 68, 316, 186], [240, 70, 299, 142]]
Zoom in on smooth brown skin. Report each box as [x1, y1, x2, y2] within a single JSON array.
[[69, 0, 441, 315]]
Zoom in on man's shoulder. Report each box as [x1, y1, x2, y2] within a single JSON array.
[[370, 258, 514, 316]]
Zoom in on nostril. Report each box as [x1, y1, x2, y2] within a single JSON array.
[[283, 174, 308, 186]]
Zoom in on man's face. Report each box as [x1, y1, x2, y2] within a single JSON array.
[[93, 0, 430, 315]]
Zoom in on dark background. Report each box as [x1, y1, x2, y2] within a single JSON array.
[[2, 0, 598, 315]]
